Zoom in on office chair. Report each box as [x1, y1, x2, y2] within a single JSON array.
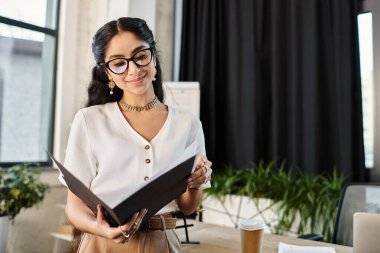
[[333, 183, 380, 246], [300, 183, 380, 246]]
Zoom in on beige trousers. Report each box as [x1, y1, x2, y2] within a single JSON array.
[[77, 229, 181, 253]]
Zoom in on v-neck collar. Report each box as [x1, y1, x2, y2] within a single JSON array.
[[114, 102, 171, 144]]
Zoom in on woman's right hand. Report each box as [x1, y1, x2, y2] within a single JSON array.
[[95, 205, 148, 243]]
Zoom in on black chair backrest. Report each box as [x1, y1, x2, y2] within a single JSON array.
[[333, 183, 380, 246]]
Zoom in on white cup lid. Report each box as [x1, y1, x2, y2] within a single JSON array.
[[239, 219, 265, 230]]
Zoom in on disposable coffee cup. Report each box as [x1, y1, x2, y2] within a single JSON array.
[[239, 219, 265, 253]]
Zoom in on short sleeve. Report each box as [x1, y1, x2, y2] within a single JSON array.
[[58, 110, 97, 188]]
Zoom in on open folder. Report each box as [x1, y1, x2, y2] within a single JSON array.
[[49, 150, 197, 227]]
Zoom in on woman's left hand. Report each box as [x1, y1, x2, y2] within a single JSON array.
[[187, 155, 212, 189]]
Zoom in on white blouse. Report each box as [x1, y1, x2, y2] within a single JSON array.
[[59, 102, 210, 214]]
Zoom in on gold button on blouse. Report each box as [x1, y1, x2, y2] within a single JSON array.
[[145, 159, 151, 164], [144, 176, 149, 181], [145, 145, 150, 150]]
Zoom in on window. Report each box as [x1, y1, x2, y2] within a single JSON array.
[[0, 0, 59, 165], [357, 12, 374, 168]]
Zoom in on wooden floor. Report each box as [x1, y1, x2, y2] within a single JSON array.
[[176, 220, 353, 253]]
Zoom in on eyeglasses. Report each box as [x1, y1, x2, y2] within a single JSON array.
[[103, 48, 153, 75]]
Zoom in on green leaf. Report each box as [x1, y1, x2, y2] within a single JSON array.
[[0, 164, 50, 221], [204, 161, 346, 242]]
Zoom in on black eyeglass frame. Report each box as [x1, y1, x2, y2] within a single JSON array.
[[101, 47, 154, 75]]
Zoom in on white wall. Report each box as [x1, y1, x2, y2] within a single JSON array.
[[108, 0, 129, 21], [373, 0, 380, 180], [129, 0, 156, 36], [54, 0, 109, 162]]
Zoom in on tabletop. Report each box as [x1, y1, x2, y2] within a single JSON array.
[[176, 220, 353, 253]]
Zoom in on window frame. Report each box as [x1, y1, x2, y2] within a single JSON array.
[[357, 0, 374, 169], [0, 1, 60, 167], [358, 0, 380, 180]]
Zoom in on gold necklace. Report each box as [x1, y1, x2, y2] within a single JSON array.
[[119, 96, 158, 112]]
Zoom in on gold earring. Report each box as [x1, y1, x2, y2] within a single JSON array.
[[153, 72, 157, 82], [108, 80, 115, 95]]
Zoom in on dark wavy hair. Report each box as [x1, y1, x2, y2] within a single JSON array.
[[86, 17, 164, 107]]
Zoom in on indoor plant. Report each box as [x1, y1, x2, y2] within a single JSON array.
[[0, 164, 49, 251], [203, 160, 346, 242]]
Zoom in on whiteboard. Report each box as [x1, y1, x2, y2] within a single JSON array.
[[163, 81, 200, 118]]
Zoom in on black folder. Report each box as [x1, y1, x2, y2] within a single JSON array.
[[50, 154, 196, 227]]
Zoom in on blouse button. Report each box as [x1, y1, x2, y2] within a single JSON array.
[[145, 145, 150, 150], [144, 176, 149, 181], [145, 159, 151, 164]]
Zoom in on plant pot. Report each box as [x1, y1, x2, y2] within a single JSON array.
[[0, 216, 9, 253], [202, 194, 277, 233]]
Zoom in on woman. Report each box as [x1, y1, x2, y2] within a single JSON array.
[[61, 17, 212, 253]]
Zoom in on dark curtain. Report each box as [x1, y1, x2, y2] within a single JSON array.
[[179, 0, 366, 181]]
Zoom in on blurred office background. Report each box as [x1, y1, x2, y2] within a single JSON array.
[[0, 0, 379, 252]]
